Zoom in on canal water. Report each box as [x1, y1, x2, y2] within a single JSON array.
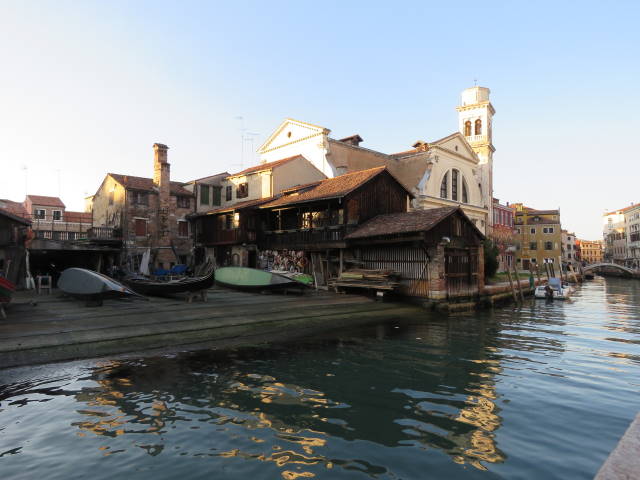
[[1, 277, 639, 479]]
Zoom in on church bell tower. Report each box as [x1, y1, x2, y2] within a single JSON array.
[[456, 86, 495, 224]]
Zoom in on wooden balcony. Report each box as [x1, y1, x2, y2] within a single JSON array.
[[261, 225, 355, 250], [197, 229, 256, 246]]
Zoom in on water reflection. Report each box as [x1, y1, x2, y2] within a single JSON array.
[[59, 317, 511, 476], [1, 277, 639, 480]]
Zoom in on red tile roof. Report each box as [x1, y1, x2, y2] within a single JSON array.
[[64, 211, 92, 223], [201, 197, 275, 216], [346, 207, 461, 239], [0, 199, 29, 218], [109, 174, 193, 196], [259, 167, 392, 209], [26, 195, 65, 208], [0, 208, 31, 225], [227, 155, 304, 178], [604, 203, 640, 216]]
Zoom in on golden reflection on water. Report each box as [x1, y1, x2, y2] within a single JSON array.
[[72, 344, 507, 475]]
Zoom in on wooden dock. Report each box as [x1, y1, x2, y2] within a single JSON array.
[[0, 288, 424, 369]]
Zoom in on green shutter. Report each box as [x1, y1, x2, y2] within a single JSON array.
[[200, 185, 210, 205], [212, 187, 222, 206]]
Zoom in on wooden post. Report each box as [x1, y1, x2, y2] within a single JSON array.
[[506, 268, 519, 303], [339, 249, 344, 276], [535, 264, 542, 284], [513, 263, 525, 302]]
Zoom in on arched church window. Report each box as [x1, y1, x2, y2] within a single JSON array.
[[464, 121, 471, 136], [462, 178, 469, 203], [475, 119, 482, 135], [440, 172, 448, 199], [452, 169, 459, 201]]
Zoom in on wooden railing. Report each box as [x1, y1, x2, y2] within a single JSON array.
[[261, 225, 355, 249], [197, 229, 256, 245]]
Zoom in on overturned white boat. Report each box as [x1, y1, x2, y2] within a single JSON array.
[[59, 268, 143, 305], [534, 277, 574, 300]]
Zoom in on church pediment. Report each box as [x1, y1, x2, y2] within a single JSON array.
[[258, 118, 329, 154], [430, 132, 479, 163]]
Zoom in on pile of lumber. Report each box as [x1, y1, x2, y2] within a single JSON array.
[[331, 269, 400, 291]]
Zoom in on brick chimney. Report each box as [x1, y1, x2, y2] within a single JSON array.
[[153, 143, 171, 251]]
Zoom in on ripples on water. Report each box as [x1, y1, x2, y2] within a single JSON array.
[[1, 277, 639, 479]]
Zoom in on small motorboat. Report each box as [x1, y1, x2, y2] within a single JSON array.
[[58, 268, 143, 305], [215, 266, 302, 290], [534, 277, 574, 300], [0, 277, 16, 318], [124, 266, 215, 297]]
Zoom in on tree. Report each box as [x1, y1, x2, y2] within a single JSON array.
[[484, 239, 500, 279]]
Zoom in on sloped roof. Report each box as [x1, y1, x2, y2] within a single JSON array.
[[227, 155, 304, 178], [64, 211, 92, 223], [109, 174, 192, 196], [0, 208, 31, 225], [26, 195, 65, 208], [604, 203, 640, 216], [200, 197, 276, 216], [346, 207, 460, 239], [259, 167, 397, 209], [0, 199, 29, 218]]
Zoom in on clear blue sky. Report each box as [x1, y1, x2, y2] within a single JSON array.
[[1, 0, 638, 239]]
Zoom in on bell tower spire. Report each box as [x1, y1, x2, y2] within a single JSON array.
[[456, 86, 495, 224]]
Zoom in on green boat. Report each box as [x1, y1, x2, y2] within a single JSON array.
[[215, 267, 303, 290]]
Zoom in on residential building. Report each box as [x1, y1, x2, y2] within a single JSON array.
[[512, 204, 562, 271], [22, 195, 92, 241], [255, 86, 495, 234], [182, 172, 228, 214], [624, 203, 640, 269], [603, 208, 628, 265], [561, 230, 579, 270], [190, 155, 326, 264], [92, 143, 195, 271], [490, 198, 516, 271], [580, 239, 603, 264]]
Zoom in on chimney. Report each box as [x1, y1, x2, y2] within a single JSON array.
[[339, 134, 363, 147], [412, 140, 429, 152], [153, 143, 171, 249], [153, 143, 169, 188]]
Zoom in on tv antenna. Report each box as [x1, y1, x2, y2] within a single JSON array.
[[21, 165, 28, 197]]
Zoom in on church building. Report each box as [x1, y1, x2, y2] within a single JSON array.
[[256, 86, 496, 234]]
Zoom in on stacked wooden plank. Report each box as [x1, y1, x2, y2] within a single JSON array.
[[331, 269, 400, 291]]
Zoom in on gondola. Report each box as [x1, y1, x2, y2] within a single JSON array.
[[123, 266, 215, 297]]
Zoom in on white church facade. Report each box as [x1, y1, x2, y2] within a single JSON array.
[[256, 86, 496, 234]]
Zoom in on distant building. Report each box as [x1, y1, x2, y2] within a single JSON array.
[[512, 204, 562, 271], [579, 239, 603, 264], [490, 198, 516, 271], [91, 143, 195, 271], [624, 204, 640, 269], [602, 207, 630, 265], [23, 195, 91, 241], [561, 230, 579, 270]]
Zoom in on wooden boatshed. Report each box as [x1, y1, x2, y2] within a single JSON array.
[[344, 206, 485, 300]]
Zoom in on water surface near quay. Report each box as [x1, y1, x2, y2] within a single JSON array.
[[1, 277, 639, 480]]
